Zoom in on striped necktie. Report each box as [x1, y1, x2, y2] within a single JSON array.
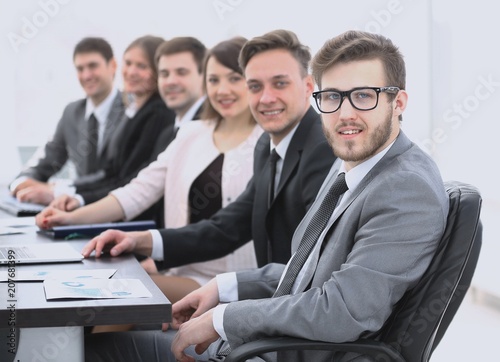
[[86, 113, 99, 173], [273, 172, 348, 297]]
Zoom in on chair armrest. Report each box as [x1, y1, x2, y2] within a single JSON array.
[[224, 337, 405, 362]]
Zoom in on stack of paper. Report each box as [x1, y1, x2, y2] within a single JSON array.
[[0, 269, 117, 282]]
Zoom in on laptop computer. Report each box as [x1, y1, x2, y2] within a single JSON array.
[[0, 242, 83, 264], [37, 220, 157, 239], [0, 196, 45, 217]]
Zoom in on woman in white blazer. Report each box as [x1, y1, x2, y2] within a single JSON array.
[[36, 37, 263, 303]]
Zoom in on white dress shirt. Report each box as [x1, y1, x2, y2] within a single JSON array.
[[174, 96, 206, 130]]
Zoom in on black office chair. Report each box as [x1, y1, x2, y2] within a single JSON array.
[[225, 181, 482, 362]]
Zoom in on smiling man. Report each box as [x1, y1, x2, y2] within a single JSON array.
[[10, 37, 124, 205], [156, 37, 207, 133]]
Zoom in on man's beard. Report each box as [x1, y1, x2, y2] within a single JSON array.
[[323, 108, 393, 163]]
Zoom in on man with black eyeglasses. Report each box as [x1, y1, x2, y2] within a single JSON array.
[[163, 30, 448, 362], [85, 30, 449, 362], [312, 86, 400, 113]]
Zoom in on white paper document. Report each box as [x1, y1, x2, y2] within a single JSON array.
[[0, 216, 35, 227], [0, 269, 117, 282], [44, 278, 152, 300], [0, 226, 24, 235]]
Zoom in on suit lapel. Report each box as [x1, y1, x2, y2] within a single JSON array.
[[100, 91, 124, 157], [272, 107, 318, 204], [254, 133, 272, 217], [76, 101, 87, 143], [74, 101, 92, 172], [294, 131, 414, 292], [250, 133, 275, 263], [192, 104, 203, 120]]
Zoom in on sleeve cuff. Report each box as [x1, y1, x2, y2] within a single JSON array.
[[9, 176, 28, 193], [216, 272, 238, 303], [73, 194, 85, 207], [53, 181, 76, 198], [213, 304, 229, 341], [150, 229, 164, 261]]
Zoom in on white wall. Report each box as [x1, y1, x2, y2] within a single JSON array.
[[0, 0, 432, 181], [430, 1, 500, 295], [1, 1, 497, 292]]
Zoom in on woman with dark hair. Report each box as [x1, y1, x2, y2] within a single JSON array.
[[37, 37, 262, 303]]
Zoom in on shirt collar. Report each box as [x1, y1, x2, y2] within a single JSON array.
[[339, 139, 396, 192], [175, 96, 206, 129], [269, 121, 301, 159], [85, 87, 119, 124]]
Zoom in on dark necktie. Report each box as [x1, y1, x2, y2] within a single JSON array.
[[273, 172, 348, 297], [86, 113, 99, 173], [268, 148, 280, 207]]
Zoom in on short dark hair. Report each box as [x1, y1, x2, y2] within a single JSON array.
[[201, 37, 248, 121], [154, 37, 207, 73], [311, 30, 406, 91], [238, 29, 311, 77], [73, 37, 114, 62]]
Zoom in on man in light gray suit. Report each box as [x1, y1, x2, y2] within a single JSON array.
[[10, 37, 124, 206], [84, 31, 449, 362], [166, 30, 448, 362]]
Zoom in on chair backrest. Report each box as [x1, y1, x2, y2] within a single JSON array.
[[378, 181, 482, 362]]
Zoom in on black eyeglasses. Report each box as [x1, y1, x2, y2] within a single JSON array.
[[312, 86, 400, 113]]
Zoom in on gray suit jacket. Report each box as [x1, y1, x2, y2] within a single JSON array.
[[222, 131, 449, 362], [17, 91, 124, 181]]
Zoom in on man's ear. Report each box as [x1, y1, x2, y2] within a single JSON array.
[[109, 57, 118, 74], [394, 89, 408, 117], [304, 74, 314, 97]]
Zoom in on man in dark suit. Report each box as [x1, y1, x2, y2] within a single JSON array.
[[81, 29, 336, 269], [155, 37, 207, 135], [10, 37, 124, 206]]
